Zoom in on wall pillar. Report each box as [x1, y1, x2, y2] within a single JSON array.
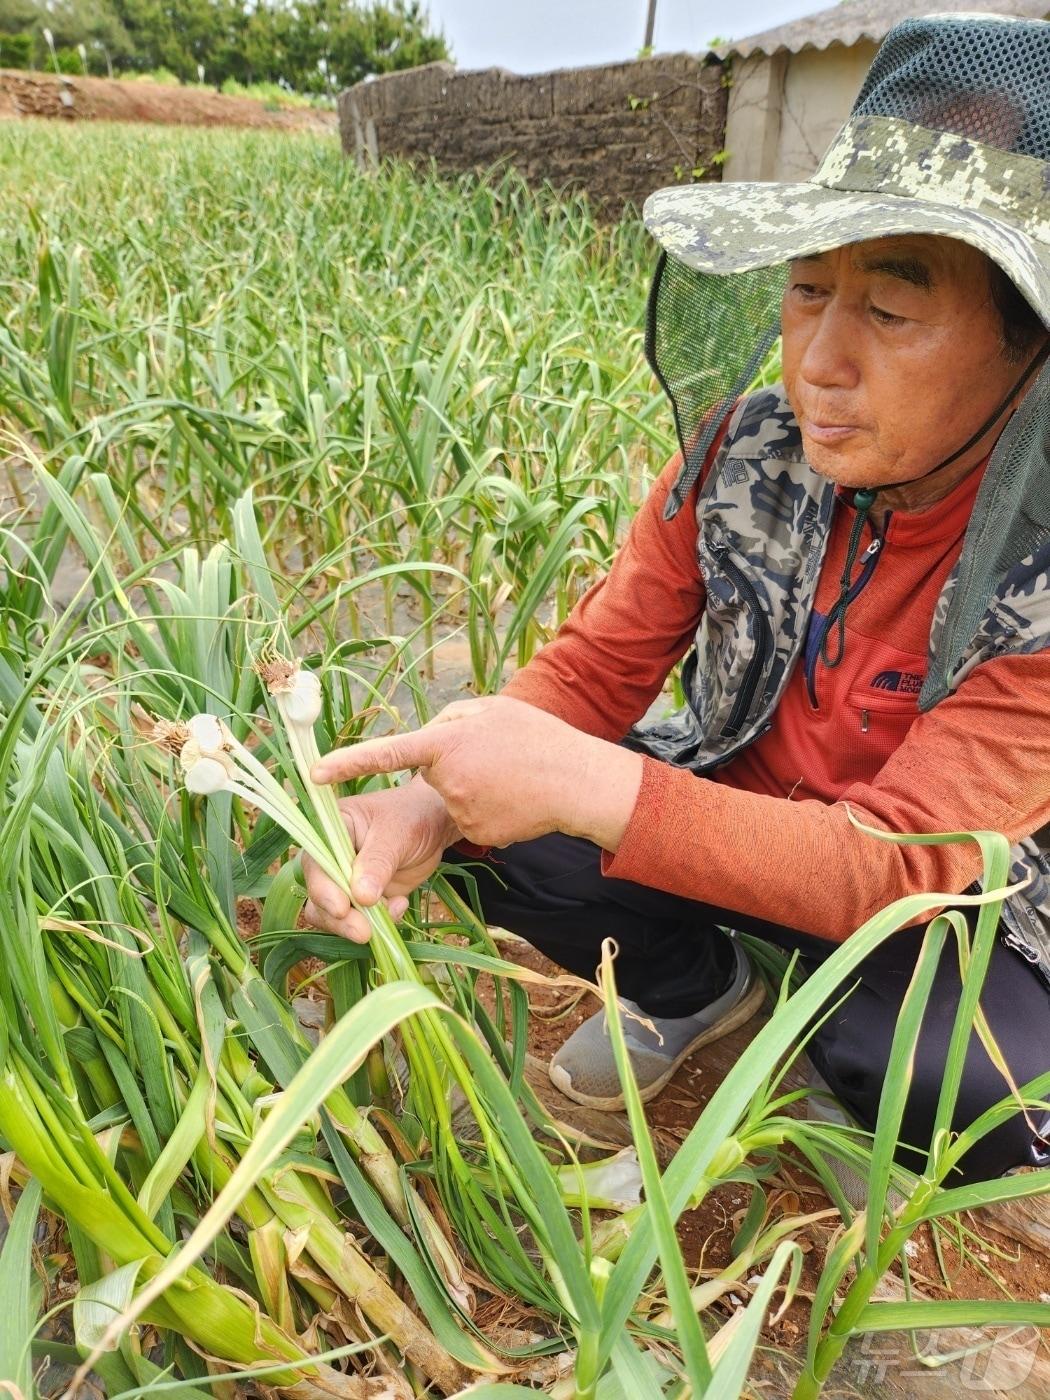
[[721, 51, 787, 183]]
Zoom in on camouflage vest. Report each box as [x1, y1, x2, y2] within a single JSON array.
[[631, 384, 1050, 988]]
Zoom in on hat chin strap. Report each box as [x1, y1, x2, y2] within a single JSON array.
[[822, 340, 1048, 674], [848, 340, 1050, 497]]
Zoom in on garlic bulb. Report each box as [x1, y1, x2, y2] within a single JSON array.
[[555, 1147, 643, 1211], [281, 668, 322, 727], [183, 755, 234, 794], [179, 713, 236, 791], [186, 713, 225, 749], [151, 704, 349, 895]]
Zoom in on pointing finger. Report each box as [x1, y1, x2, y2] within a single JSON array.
[[312, 728, 446, 785]]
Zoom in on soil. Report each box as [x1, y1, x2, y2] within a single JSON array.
[[0, 67, 337, 133]]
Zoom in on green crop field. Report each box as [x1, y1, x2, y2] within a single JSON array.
[[0, 124, 671, 692], [0, 124, 1046, 1400]]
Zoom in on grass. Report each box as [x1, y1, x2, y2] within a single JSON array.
[[122, 72, 335, 110], [0, 122, 1047, 1398]]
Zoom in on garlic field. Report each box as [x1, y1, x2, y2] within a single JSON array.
[[0, 123, 1047, 1400]]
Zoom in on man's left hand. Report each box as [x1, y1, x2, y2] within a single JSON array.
[[311, 695, 644, 852]]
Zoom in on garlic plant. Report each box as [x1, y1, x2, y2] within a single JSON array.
[[154, 706, 479, 1319], [159, 651, 635, 1326], [156, 709, 345, 891]]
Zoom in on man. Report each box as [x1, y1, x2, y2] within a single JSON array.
[[304, 14, 1050, 1184]]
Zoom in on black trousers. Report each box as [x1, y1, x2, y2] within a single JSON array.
[[445, 831, 1050, 1185]]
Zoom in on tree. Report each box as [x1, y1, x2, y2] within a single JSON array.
[[0, 0, 36, 32], [109, 0, 232, 79], [0, 30, 32, 66], [329, 1, 448, 89], [0, 0, 135, 73], [252, 1, 450, 95], [0, 0, 450, 92]]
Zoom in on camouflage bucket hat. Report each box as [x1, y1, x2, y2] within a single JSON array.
[[645, 12, 1050, 517], [647, 13, 1050, 320]]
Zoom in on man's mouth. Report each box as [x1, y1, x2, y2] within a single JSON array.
[[804, 421, 860, 445]]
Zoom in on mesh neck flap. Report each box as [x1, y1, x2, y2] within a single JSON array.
[[647, 251, 1050, 706], [645, 252, 786, 520], [922, 357, 1050, 707]]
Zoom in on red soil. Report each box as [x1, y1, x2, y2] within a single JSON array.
[[0, 67, 336, 133]]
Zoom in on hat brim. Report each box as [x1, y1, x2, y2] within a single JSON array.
[[644, 181, 1050, 327]]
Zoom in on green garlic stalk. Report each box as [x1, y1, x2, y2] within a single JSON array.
[[250, 654, 591, 1318], [153, 698, 473, 1312], [165, 653, 580, 1320]]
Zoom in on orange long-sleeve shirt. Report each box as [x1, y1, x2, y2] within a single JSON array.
[[501, 455, 1050, 941]]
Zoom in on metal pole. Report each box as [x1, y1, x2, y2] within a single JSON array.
[[643, 0, 658, 50]]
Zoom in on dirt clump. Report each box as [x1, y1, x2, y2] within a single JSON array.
[[0, 68, 336, 133]]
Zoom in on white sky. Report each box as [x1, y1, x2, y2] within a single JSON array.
[[422, 0, 819, 72]]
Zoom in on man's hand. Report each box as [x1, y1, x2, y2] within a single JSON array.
[[311, 695, 643, 854], [302, 778, 460, 942]]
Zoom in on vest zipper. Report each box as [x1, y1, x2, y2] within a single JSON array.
[[1002, 927, 1050, 991], [1003, 928, 1040, 964], [712, 544, 772, 739], [805, 532, 886, 709]]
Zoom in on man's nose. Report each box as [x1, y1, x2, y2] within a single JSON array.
[[798, 301, 860, 391]]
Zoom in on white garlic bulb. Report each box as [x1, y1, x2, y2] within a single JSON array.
[[185, 713, 225, 751], [281, 668, 323, 727], [183, 755, 233, 794]]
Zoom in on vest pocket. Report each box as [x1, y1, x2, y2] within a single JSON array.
[[710, 542, 773, 739]]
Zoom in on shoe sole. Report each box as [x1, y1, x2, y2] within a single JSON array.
[[547, 975, 767, 1112]]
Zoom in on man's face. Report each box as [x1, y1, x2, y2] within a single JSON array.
[[780, 234, 1027, 488]]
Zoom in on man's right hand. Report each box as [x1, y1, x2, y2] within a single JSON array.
[[301, 778, 461, 943]]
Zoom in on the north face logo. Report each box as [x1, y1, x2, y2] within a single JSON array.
[[871, 669, 923, 694]]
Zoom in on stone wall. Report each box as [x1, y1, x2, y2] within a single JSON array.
[[338, 54, 728, 213]]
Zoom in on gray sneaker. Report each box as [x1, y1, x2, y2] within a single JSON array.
[[548, 940, 764, 1111], [805, 1064, 906, 1212]]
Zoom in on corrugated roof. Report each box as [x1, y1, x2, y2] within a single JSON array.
[[719, 0, 1049, 59]]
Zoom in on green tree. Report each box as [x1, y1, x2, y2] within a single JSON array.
[[110, 0, 231, 79], [1, 0, 450, 92], [0, 0, 136, 72], [329, 0, 448, 89], [245, 1, 450, 95], [0, 0, 37, 34], [0, 30, 33, 67]]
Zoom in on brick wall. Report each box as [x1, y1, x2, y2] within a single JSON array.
[[338, 54, 728, 213]]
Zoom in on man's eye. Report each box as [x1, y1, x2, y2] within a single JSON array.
[[791, 283, 826, 301], [870, 304, 905, 325]]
